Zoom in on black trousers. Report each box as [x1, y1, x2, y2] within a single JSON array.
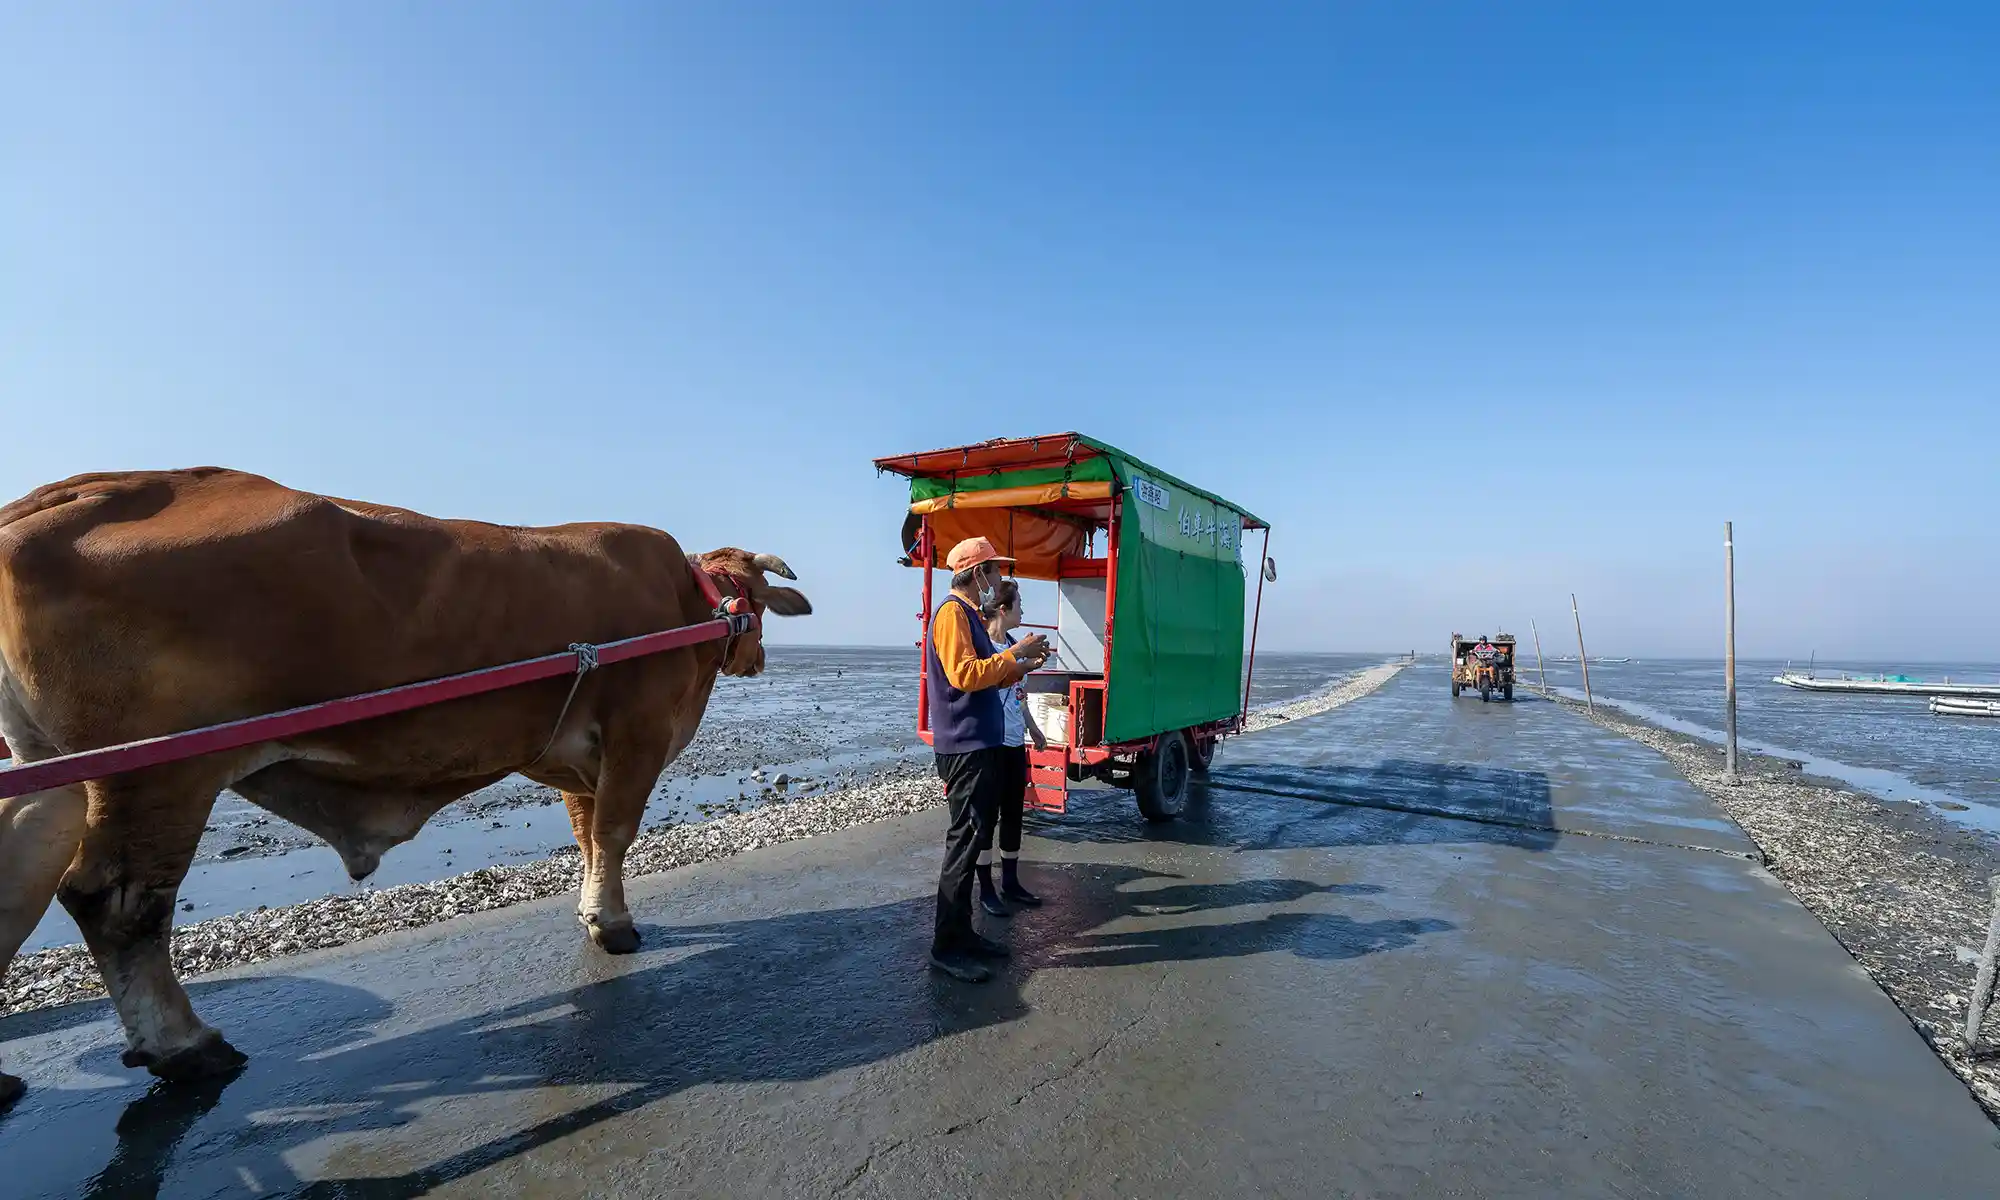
[[933, 747, 1008, 952], [979, 746, 1028, 858]]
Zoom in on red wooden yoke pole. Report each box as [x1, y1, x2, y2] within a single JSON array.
[[0, 613, 748, 803]]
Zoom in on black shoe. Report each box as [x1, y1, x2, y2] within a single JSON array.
[[928, 950, 994, 983], [964, 932, 1011, 961], [1000, 884, 1043, 908]]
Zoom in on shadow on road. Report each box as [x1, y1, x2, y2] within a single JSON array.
[[1035, 758, 1559, 853], [1048, 910, 1451, 971], [4, 861, 1450, 1199]]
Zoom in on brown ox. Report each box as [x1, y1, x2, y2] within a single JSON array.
[[0, 468, 810, 1107]]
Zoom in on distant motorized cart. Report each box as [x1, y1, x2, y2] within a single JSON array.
[[875, 433, 1274, 822], [1451, 633, 1516, 701]]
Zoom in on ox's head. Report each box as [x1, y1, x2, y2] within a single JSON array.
[[691, 548, 813, 677]]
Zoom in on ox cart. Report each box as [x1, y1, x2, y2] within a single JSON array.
[[875, 434, 1274, 822]]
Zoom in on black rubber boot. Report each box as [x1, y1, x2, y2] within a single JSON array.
[[928, 948, 993, 983], [976, 865, 1010, 917], [1000, 858, 1043, 907], [964, 932, 1011, 960]]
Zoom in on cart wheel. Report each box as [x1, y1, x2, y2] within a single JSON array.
[[1135, 732, 1191, 822], [1190, 732, 1216, 774], [1451, 680, 1461, 698], [1480, 685, 1491, 702], [1503, 683, 1514, 702]]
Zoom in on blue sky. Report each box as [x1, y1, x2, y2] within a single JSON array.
[[4, 4, 1994, 659]]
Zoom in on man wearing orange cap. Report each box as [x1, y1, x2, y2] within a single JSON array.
[[926, 536, 1050, 982]]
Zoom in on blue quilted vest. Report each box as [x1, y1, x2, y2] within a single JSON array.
[[927, 595, 1005, 754]]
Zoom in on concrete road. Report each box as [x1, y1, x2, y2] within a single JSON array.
[[3, 666, 1996, 1197]]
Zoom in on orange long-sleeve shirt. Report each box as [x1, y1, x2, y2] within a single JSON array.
[[932, 597, 1025, 692]]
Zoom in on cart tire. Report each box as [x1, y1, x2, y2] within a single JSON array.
[[1190, 732, 1216, 774], [1135, 732, 1191, 822], [1503, 683, 1514, 702], [1480, 685, 1492, 703], [1451, 680, 1461, 698]]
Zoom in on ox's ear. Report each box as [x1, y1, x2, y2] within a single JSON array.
[[751, 553, 798, 581], [763, 586, 812, 617]]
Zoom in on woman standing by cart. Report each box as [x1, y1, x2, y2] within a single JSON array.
[[979, 579, 1047, 916]]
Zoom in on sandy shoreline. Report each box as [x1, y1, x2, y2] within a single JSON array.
[[1243, 661, 1408, 732], [3, 660, 1407, 1020], [1539, 688, 2000, 1121]]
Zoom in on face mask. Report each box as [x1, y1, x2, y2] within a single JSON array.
[[972, 565, 1000, 607]]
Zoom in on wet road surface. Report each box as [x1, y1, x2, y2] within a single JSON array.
[[3, 665, 1995, 1196]]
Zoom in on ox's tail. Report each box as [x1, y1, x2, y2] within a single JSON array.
[[0, 482, 121, 1107], [0, 744, 86, 1001], [0, 675, 82, 1112], [0, 621, 90, 993]]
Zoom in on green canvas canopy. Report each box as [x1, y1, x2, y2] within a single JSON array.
[[875, 433, 1267, 745]]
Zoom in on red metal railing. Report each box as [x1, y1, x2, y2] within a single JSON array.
[[916, 519, 935, 741], [1100, 493, 1121, 742]]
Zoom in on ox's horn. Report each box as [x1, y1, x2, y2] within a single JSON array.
[[752, 553, 798, 580]]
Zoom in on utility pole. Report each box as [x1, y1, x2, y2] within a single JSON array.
[[1725, 521, 1739, 783], [1572, 594, 1593, 713], [1965, 876, 2000, 1053], [1531, 619, 1548, 692]]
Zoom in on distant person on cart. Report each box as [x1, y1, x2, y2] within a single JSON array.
[[927, 537, 1049, 982], [980, 578, 1050, 917]]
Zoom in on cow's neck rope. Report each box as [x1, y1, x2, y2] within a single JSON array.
[[527, 642, 602, 768], [526, 564, 743, 769]]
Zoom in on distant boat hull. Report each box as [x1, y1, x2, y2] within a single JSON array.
[[1932, 698, 2000, 718], [1775, 674, 2000, 698]]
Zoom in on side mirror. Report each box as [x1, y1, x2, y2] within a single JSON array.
[[1263, 557, 1278, 583]]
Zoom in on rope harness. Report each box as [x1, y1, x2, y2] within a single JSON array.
[[530, 642, 602, 765], [529, 562, 758, 767]]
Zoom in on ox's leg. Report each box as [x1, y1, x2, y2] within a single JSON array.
[[0, 782, 88, 1110], [577, 753, 664, 955], [562, 790, 596, 918], [58, 775, 243, 1082]]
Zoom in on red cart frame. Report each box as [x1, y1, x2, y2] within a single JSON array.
[[878, 434, 1272, 821]]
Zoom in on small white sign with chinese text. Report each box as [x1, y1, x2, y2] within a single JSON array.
[[1131, 476, 1171, 511]]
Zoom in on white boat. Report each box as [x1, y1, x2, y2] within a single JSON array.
[[1933, 698, 2000, 718], [1775, 673, 2000, 699]]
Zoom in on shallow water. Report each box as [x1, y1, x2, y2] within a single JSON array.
[[1520, 656, 2000, 825]]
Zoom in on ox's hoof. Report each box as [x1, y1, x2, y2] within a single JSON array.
[[0, 1072, 24, 1114], [583, 916, 641, 955], [125, 1029, 248, 1082]]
